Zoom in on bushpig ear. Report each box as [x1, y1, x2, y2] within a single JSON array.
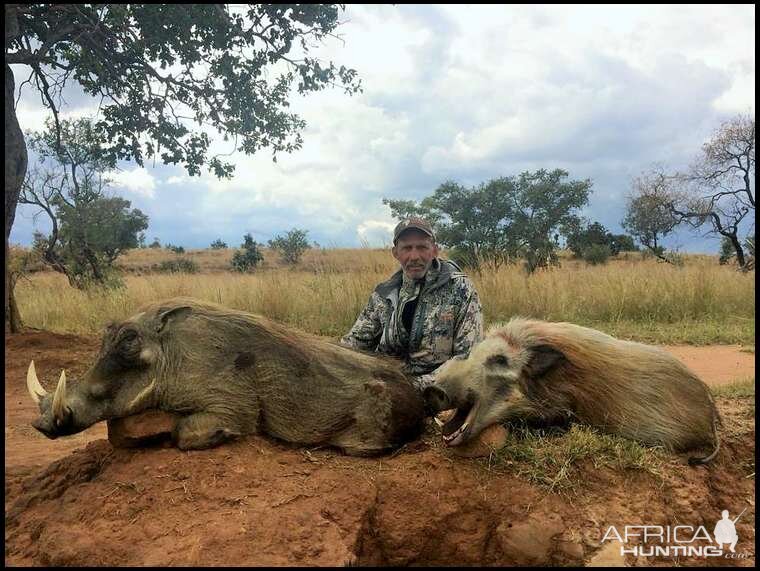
[[156, 306, 193, 333], [524, 344, 566, 379]]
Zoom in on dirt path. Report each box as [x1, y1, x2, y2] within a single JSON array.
[[661, 345, 755, 386]]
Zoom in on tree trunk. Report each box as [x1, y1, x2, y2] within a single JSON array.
[[727, 233, 747, 268], [7, 264, 23, 333], [5, 64, 28, 333]]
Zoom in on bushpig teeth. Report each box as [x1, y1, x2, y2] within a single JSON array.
[[443, 422, 468, 442], [52, 370, 67, 419], [26, 361, 48, 404]]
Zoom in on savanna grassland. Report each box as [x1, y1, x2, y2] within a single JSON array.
[[13, 247, 755, 346]]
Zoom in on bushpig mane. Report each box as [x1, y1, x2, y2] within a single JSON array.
[[494, 318, 719, 453]]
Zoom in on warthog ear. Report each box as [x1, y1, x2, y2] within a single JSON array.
[[156, 305, 193, 333], [524, 344, 566, 379]]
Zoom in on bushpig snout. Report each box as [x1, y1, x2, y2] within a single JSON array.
[[423, 385, 452, 415]]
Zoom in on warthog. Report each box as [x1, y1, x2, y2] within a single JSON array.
[[424, 318, 721, 464], [28, 297, 426, 455]]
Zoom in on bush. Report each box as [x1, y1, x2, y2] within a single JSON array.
[[610, 234, 638, 253], [165, 243, 185, 254], [210, 239, 228, 249], [149, 237, 161, 249], [152, 258, 199, 273], [582, 244, 612, 265], [231, 233, 264, 272], [268, 228, 311, 265]]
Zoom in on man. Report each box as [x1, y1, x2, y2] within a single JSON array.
[[340, 217, 484, 393], [713, 510, 741, 553]]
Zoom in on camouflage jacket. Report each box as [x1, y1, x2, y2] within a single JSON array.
[[340, 259, 484, 391]]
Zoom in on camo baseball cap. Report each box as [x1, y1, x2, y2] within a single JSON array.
[[393, 217, 436, 245]]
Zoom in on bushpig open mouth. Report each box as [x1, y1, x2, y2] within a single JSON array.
[[440, 397, 478, 447]]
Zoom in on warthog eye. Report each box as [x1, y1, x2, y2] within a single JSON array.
[[116, 330, 142, 362]]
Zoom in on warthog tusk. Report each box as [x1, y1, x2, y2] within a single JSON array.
[[126, 378, 157, 413], [26, 361, 49, 404], [52, 370, 68, 419]]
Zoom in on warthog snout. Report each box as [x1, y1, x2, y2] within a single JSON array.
[[27, 360, 110, 439]]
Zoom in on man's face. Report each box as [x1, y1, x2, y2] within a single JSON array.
[[392, 231, 439, 280]]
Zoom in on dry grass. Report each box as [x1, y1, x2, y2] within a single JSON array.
[[14, 247, 755, 344]]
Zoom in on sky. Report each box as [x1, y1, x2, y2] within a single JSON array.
[[9, 4, 756, 252]]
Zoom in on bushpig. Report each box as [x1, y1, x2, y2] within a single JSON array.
[[28, 297, 425, 455], [424, 318, 721, 464]]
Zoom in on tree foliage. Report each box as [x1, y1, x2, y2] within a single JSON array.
[[6, 4, 361, 179], [384, 169, 592, 273], [268, 228, 311, 265], [210, 239, 228, 249]]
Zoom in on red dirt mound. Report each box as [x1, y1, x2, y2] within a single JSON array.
[[4, 331, 757, 566]]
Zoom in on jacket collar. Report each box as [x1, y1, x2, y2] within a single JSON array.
[[375, 258, 459, 298]]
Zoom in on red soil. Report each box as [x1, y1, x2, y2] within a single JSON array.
[[4, 330, 756, 566]]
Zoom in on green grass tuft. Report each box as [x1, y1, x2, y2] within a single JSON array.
[[482, 424, 666, 494], [711, 378, 755, 398]]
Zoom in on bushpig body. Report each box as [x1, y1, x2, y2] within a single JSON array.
[[425, 318, 721, 464], [29, 297, 425, 454]]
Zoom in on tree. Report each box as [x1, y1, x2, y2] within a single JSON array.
[[669, 114, 755, 269], [384, 169, 592, 273], [622, 169, 681, 262], [210, 239, 228, 249], [20, 118, 148, 288], [564, 220, 638, 258], [231, 232, 264, 272], [268, 228, 311, 265], [5, 4, 361, 326]]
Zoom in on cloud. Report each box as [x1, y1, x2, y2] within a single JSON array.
[[7, 5, 755, 253], [357, 219, 397, 247], [110, 168, 157, 199]]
